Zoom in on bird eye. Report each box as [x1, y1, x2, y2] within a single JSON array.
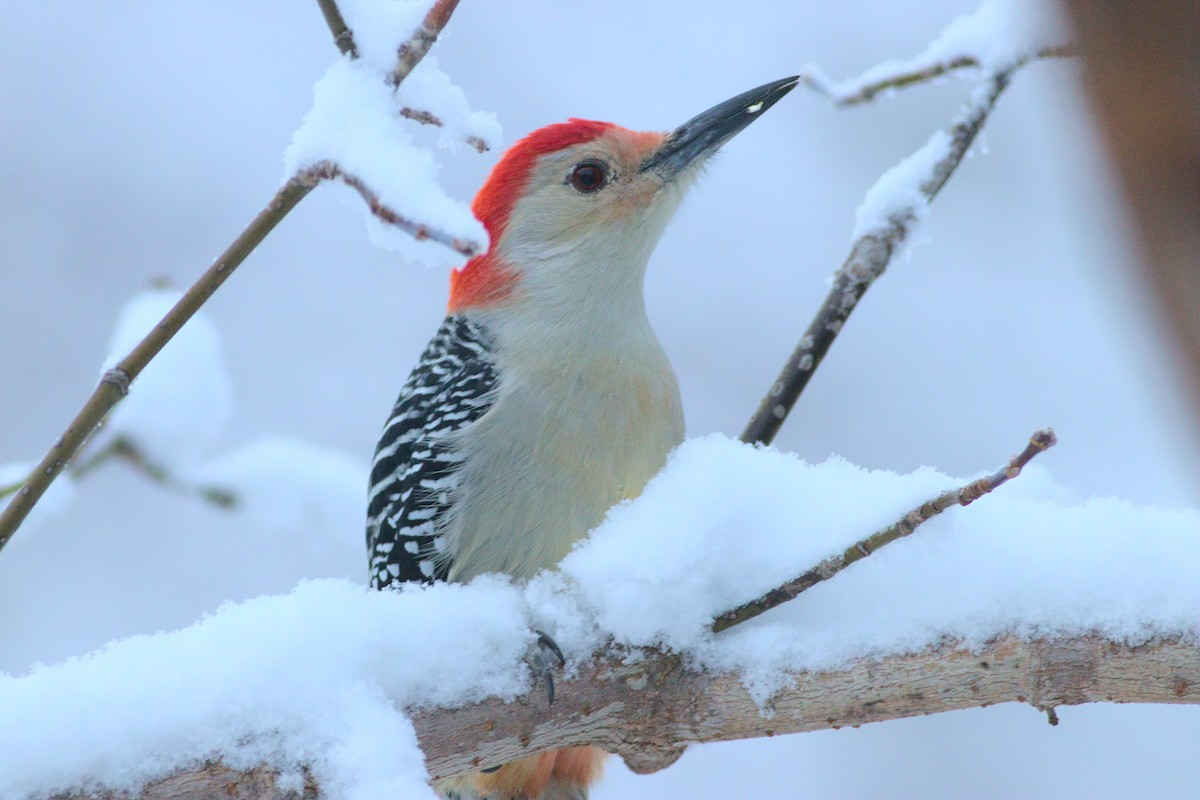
[[569, 160, 608, 193]]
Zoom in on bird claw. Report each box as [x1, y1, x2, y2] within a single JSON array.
[[479, 632, 563, 775], [529, 629, 565, 706], [537, 630, 566, 666]]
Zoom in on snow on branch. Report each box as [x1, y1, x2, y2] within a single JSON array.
[[0, 177, 311, 553], [0, 0, 477, 550], [743, 13, 1073, 445], [45, 636, 1200, 800], [320, 0, 497, 152], [1, 288, 370, 549], [800, 0, 1073, 106], [12, 436, 1199, 798], [283, 56, 491, 262], [713, 429, 1057, 633], [802, 44, 1074, 107], [287, 2, 498, 264], [414, 634, 1200, 779]]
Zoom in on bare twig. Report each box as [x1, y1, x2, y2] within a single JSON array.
[[390, 0, 462, 88], [741, 51, 1067, 447], [301, 162, 483, 256], [74, 438, 238, 509], [54, 633, 1200, 797], [400, 107, 490, 152], [713, 428, 1057, 633], [316, 0, 358, 58], [802, 45, 1076, 107]]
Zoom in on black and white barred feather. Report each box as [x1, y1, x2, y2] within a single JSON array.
[[366, 315, 497, 589]]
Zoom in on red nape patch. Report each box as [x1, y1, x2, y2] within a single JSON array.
[[448, 252, 517, 313], [448, 119, 614, 312]]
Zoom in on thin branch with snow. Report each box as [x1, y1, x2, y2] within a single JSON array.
[[0, 0, 476, 551], [0, 176, 312, 552], [54, 634, 1200, 799], [318, 0, 492, 152], [741, 48, 1068, 446], [401, 107, 490, 152], [414, 633, 1200, 779], [801, 44, 1074, 106], [388, 0, 462, 88], [713, 428, 1056, 633], [301, 161, 483, 256], [13, 426, 1200, 798], [316, 0, 358, 58]]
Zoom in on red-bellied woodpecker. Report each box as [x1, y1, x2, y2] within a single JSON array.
[[367, 76, 797, 800]]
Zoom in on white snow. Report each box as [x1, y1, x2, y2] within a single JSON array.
[[919, 0, 1065, 70], [0, 462, 76, 546], [89, 289, 234, 473], [540, 436, 1200, 702], [334, 0, 432, 75], [325, 1, 500, 151], [3, 436, 1197, 798], [285, 58, 490, 267], [0, 577, 531, 800], [182, 436, 369, 552], [399, 58, 502, 152], [851, 129, 950, 249], [802, 0, 1067, 102]]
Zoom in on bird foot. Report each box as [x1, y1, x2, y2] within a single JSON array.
[[528, 629, 566, 706]]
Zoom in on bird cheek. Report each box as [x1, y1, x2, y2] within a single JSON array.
[[602, 179, 661, 224]]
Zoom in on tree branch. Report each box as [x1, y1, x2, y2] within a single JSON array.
[[59, 634, 1200, 799], [389, 0, 462, 88], [315, 0, 357, 58], [300, 162, 483, 256], [400, 107, 490, 152], [713, 428, 1056, 633], [0, 176, 312, 551], [801, 45, 1076, 107], [0, 1, 468, 552], [741, 49, 1068, 447]]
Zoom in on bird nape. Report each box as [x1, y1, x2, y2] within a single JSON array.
[[366, 75, 798, 800]]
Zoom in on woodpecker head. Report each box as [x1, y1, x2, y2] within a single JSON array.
[[450, 76, 798, 314]]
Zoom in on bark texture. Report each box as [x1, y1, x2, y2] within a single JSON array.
[[59, 634, 1200, 799]]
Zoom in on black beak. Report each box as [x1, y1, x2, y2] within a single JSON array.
[[640, 75, 799, 180]]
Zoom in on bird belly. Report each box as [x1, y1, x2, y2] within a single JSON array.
[[444, 355, 683, 582]]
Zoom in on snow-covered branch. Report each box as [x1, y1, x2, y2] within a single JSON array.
[[799, 0, 1071, 106], [801, 45, 1074, 107], [0, 176, 313, 552], [300, 161, 482, 256], [50, 634, 1200, 800], [9, 434, 1199, 799], [416, 634, 1200, 779], [743, 3, 1073, 445], [714, 429, 1056, 633], [1, 286, 371, 548], [0, 0, 482, 550]]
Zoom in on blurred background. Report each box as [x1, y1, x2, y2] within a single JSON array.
[[1, 1, 1197, 797]]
